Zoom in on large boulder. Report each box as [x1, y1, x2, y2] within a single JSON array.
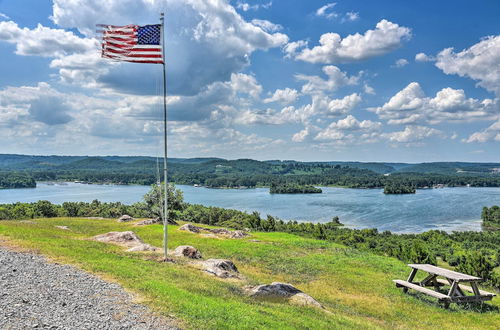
[[245, 282, 322, 308], [117, 214, 133, 222], [172, 245, 202, 259], [94, 231, 143, 247], [201, 259, 239, 278], [209, 228, 231, 235], [178, 223, 202, 233]]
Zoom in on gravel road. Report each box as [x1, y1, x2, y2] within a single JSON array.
[[0, 246, 178, 330]]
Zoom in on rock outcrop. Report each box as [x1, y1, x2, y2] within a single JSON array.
[[245, 282, 322, 308], [178, 223, 250, 239], [229, 230, 249, 239], [93, 231, 158, 252], [201, 259, 239, 278], [117, 215, 133, 222], [172, 245, 202, 259], [55, 225, 70, 230], [178, 223, 202, 233]]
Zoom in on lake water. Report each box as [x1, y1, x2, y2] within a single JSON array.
[[1, 182, 499, 233]]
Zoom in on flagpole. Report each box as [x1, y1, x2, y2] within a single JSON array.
[[160, 12, 168, 260]]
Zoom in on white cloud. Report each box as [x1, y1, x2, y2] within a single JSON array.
[[393, 58, 409, 68], [263, 88, 299, 105], [465, 120, 500, 143], [435, 35, 500, 96], [364, 83, 375, 95], [0, 20, 97, 57], [251, 19, 282, 32], [316, 3, 337, 19], [383, 125, 443, 143], [236, 1, 272, 11], [344, 12, 359, 22], [371, 82, 498, 124], [283, 40, 308, 58], [292, 19, 411, 64], [230, 73, 262, 99], [0, 13, 10, 20], [313, 115, 381, 142], [296, 65, 359, 95], [415, 52, 434, 62]]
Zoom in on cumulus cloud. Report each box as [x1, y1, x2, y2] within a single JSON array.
[[343, 12, 359, 22], [393, 58, 409, 68], [251, 19, 282, 32], [296, 65, 360, 95], [263, 88, 299, 105], [383, 125, 443, 143], [0, 13, 10, 20], [363, 83, 375, 95], [370, 82, 498, 124], [291, 19, 411, 64], [415, 52, 434, 62], [0, 20, 97, 57], [465, 120, 500, 143], [435, 35, 500, 96], [314, 115, 381, 141]]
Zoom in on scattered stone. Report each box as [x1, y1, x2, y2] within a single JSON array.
[[55, 226, 70, 230], [178, 224, 202, 233], [229, 230, 249, 239], [135, 218, 160, 226], [245, 282, 323, 308], [117, 215, 133, 223], [125, 244, 158, 252], [249, 239, 261, 243], [172, 246, 202, 259], [85, 217, 105, 220], [209, 228, 231, 235], [201, 259, 239, 278], [20, 220, 36, 224], [245, 282, 322, 308]]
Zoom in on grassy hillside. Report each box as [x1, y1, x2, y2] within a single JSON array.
[[0, 218, 498, 329]]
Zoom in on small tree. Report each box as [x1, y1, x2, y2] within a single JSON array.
[[143, 183, 185, 224]]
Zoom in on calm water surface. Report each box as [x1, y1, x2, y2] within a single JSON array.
[[1, 182, 499, 233]]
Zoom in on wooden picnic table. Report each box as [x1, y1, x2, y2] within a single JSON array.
[[394, 264, 496, 308]]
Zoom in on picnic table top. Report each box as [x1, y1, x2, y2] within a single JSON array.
[[408, 264, 482, 282]]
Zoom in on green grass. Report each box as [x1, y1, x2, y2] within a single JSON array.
[[0, 218, 498, 329]]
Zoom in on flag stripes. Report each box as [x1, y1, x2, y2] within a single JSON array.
[[98, 24, 163, 64]]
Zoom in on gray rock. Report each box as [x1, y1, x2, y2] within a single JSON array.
[[117, 214, 133, 222], [55, 226, 70, 230], [178, 223, 202, 233], [172, 246, 202, 259], [135, 218, 160, 226], [245, 282, 323, 308], [126, 243, 159, 252], [201, 259, 239, 278], [93, 231, 143, 248], [229, 230, 249, 239]]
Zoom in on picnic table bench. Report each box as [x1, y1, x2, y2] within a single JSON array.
[[394, 264, 496, 308]]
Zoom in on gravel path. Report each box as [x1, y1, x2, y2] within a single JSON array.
[[0, 246, 178, 330]]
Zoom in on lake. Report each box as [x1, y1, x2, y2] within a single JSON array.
[[0, 182, 499, 233]]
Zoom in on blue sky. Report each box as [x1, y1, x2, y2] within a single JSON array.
[[0, 0, 499, 162]]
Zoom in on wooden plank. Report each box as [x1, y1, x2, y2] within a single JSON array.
[[435, 279, 496, 297], [393, 280, 450, 300], [408, 264, 482, 282]]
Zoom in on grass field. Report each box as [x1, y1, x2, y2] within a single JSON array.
[[0, 218, 498, 329]]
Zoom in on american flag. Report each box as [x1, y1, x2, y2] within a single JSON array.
[[98, 24, 163, 64]]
